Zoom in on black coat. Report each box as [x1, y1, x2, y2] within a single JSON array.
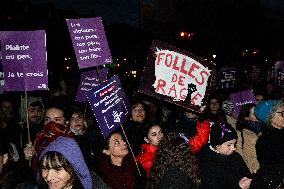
[[200, 147, 251, 189], [158, 167, 198, 189], [256, 127, 284, 174]]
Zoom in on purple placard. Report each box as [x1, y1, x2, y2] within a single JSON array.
[[66, 17, 112, 69], [0, 51, 4, 94], [85, 75, 131, 138], [76, 68, 108, 102], [0, 31, 48, 91], [230, 90, 256, 117]]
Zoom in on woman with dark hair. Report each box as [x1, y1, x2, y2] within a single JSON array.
[[236, 103, 264, 173], [97, 131, 146, 189], [147, 132, 200, 189], [38, 136, 109, 189], [135, 122, 163, 177]]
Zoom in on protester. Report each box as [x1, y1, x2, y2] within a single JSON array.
[[135, 122, 163, 177], [97, 131, 146, 189], [19, 96, 45, 146], [0, 136, 36, 189], [200, 122, 252, 189], [66, 104, 103, 170], [236, 103, 264, 173], [203, 95, 227, 125], [122, 101, 149, 155], [254, 100, 284, 179], [37, 136, 109, 189], [146, 132, 200, 189]]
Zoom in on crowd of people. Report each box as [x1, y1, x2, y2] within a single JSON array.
[[0, 79, 284, 189]]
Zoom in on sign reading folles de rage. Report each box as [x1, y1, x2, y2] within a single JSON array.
[[139, 40, 216, 113], [85, 75, 130, 138], [0, 30, 48, 91], [66, 17, 112, 69], [76, 68, 109, 102]]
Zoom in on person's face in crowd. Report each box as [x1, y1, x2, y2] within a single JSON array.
[[28, 106, 43, 124], [104, 133, 129, 158], [41, 157, 72, 189], [270, 105, 284, 129], [215, 139, 236, 155], [248, 107, 258, 122], [255, 95, 264, 104], [185, 111, 198, 119], [44, 108, 66, 126], [209, 98, 219, 113], [0, 101, 14, 119], [131, 103, 146, 123], [69, 113, 85, 133], [144, 125, 163, 146]]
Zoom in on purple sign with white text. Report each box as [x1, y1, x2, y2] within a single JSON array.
[[230, 90, 256, 117], [85, 75, 130, 138], [76, 68, 108, 102], [275, 61, 284, 88], [0, 31, 48, 91], [66, 17, 112, 69]]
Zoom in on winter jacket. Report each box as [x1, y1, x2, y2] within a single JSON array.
[[200, 147, 251, 189], [158, 167, 198, 189], [256, 127, 284, 175], [135, 143, 157, 177], [97, 153, 146, 189]]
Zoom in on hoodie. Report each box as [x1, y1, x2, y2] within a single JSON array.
[[39, 136, 92, 189]]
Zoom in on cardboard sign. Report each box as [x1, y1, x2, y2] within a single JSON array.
[[219, 67, 236, 89], [0, 31, 48, 91], [66, 17, 112, 69], [85, 75, 130, 138], [230, 90, 256, 117], [76, 68, 108, 102], [139, 40, 216, 112]]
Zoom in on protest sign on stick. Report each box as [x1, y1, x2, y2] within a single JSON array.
[[66, 17, 112, 69], [76, 68, 108, 102], [218, 67, 236, 89], [0, 30, 48, 91], [85, 75, 130, 138], [139, 40, 216, 113]]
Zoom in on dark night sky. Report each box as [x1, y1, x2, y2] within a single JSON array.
[[31, 0, 140, 27]]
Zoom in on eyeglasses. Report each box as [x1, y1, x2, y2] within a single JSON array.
[[276, 111, 284, 117]]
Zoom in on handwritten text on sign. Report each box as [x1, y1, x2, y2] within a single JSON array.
[[66, 17, 112, 69], [153, 49, 211, 106]]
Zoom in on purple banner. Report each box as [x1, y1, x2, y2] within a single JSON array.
[[85, 75, 131, 138], [0, 51, 4, 94], [275, 61, 284, 88], [230, 90, 256, 117], [0, 31, 48, 91], [66, 17, 112, 69], [76, 68, 108, 102]]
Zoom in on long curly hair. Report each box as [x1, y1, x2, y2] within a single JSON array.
[[146, 132, 201, 188]]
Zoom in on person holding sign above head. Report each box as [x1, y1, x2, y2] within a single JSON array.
[[135, 122, 163, 177], [97, 131, 147, 189]]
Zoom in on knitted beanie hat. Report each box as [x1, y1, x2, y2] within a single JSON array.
[[254, 100, 280, 125], [222, 100, 234, 115], [210, 121, 237, 147]]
